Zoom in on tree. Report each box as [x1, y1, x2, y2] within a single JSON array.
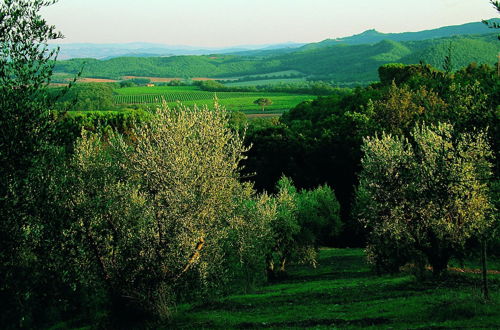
[[65, 103, 254, 319], [483, 1, 500, 39], [266, 177, 342, 276], [253, 97, 273, 111], [355, 123, 495, 276], [0, 0, 66, 326], [0, 0, 62, 203], [54, 83, 115, 111]]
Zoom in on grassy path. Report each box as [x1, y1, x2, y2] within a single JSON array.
[[170, 248, 500, 329]]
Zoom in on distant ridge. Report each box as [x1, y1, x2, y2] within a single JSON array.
[[52, 20, 499, 60], [51, 42, 306, 60], [53, 20, 500, 84], [299, 19, 500, 50]]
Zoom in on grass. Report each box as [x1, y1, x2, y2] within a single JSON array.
[[160, 95, 312, 114], [169, 248, 500, 329], [113, 85, 314, 113]]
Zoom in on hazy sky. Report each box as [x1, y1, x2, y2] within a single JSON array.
[[41, 0, 498, 47]]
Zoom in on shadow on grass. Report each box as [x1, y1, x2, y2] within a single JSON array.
[[189, 278, 432, 313], [237, 316, 390, 328], [172, 249, 500, 329]]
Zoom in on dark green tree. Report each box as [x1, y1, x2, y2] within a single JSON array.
[[483, 1, 500, 39], [253, 97, 273, 111], [0, 0, 66, 326]]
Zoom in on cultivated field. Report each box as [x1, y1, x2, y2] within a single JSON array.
[[113, 86, 314, 113]]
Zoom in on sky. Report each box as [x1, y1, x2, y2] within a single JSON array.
[[41, 0, 498, 47]]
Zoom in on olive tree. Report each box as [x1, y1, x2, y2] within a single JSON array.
[[66, 103, 258, 319], [355, 123, 495, 276]]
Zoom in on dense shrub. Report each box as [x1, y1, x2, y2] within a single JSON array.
[[52, 83, 116, 111], [355, 123, 496, 276], [62, 104, 257, 320], [266, 177, 342, 276]]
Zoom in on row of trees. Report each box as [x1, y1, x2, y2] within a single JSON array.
[[197, 79, 354, 96], [1, 2, 343, 326]]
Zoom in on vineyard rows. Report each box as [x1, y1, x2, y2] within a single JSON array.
[[113, 92, 253, 104]]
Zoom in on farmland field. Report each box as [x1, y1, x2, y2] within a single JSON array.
[[113, 86, 314, 113]]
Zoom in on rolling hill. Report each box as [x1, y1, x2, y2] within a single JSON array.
[[300, 19, 500, 50], [53, 21, 500, 84]]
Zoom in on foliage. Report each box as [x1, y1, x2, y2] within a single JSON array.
[[483, 1, 500, 39], [52, 83, 116, 111], [267, 177, 301, 275], [49, 109, 151, 151], [243, 62, 498, 250], [266, 177, 342, 275], [0, 0, 69, 326], [253, 97, 273, 111], [296, 184, 342, 247], [355, 123, 496, 275], [225, 188, 276, 291], [121, 77, 151, 86], [63, 103, 253, 320], [369, 82, 447, 136], [203, 79, 349, 96]]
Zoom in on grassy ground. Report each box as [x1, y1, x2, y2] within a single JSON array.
[[113, 86, 313, 113], [160, 97, 307, 114], [170, 248, 500, 329]]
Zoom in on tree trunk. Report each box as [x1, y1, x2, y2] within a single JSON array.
[[427, 250, 450, 277], [481, 239, 489, 300], [279, 257, 287, 272]]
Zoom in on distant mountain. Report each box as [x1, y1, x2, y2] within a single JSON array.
[[299, 19, 500, 50], [51, 20, 499, 60], [54, 32, 500, 84], [50, 42, 305, 60], [280, 33, 500, 82]]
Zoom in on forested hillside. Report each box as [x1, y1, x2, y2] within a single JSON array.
[[54, 33, 500, 83], [302, 19, 500, 47]]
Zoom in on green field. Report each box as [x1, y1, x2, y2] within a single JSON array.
[[113, 86, 314, 113], [225, 78, 307, 87], [171, 248, 500, 329], [113, 86, 199, 95]]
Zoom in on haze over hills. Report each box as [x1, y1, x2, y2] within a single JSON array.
[[52, 20, 499, 60], [51, 42, 306, 60], [54, 36, 500, 84], [53, 20, 500, 85]]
